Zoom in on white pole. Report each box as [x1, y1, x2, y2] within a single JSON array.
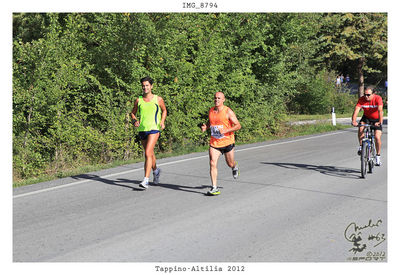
[[331, 107, 336, 126]]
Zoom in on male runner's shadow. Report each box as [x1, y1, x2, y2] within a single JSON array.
[[156, 172, 213, 195], [71, 174, 210, 194], [261, 162, 361, 179], [156, 183, 210, 195]]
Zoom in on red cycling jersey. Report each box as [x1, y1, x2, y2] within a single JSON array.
[[356, 95, 383, 120]]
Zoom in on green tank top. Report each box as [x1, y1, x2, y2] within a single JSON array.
[[138, 95, 161, 132]]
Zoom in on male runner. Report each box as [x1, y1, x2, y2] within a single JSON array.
[[201, 92, 241, 196], [351, 86, 384, 166], [131, 76, 167, 188]]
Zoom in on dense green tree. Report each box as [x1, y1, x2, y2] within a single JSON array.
[[317, 13, 387, 97]]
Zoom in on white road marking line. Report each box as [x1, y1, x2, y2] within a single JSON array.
[[13, 131, 346, 199]]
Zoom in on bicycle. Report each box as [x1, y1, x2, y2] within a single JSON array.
[[357, 123, 377, 178]]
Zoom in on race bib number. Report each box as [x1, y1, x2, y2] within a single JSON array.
[[211, 125, 224, 139]]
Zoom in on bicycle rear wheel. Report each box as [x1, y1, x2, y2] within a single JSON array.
[[361, 141, 368, 178], [368, 146, 374, 173]]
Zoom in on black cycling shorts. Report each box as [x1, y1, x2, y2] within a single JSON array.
[[211, 143, 235, 155], [360, 115, 383, 131]]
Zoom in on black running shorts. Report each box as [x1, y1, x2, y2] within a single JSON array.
[[211, 143, 235, 155]]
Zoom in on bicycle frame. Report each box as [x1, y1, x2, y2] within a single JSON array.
[[359, 124, 377, 178]]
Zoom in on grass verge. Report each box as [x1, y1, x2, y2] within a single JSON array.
[[285, 108, 387, 122]]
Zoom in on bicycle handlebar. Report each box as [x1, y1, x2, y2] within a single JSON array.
[[353, 122, 381, 128], [355, 123, 374, 127]]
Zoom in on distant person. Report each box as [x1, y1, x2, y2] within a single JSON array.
[[336, 75, 341, 88], [351, 86, 384, 166], [201, 92, 241, 196], [345, 74, 350, 84], [130, 76, 167, 189]]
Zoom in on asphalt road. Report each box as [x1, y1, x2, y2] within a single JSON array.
[[13, 126, 387, 262]]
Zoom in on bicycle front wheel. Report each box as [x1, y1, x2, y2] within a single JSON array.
[[361, 141, 368, 178]]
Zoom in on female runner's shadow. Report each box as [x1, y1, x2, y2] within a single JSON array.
[[72, 174, 210, 193], [71, 174, 143, 191]]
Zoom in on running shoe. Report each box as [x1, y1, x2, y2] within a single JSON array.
[[207, 187, 220, 196], [375, 155, 382, 166], [232, 162, 239, 179], [357, 146, 362, 156], [139, 178, 149, 189], [153, 168, 161, 184]]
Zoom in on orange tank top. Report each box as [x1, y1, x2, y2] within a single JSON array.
[[209, 106, 235, 148]]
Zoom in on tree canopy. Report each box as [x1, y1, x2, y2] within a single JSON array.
[[317, 13, 387, 97]]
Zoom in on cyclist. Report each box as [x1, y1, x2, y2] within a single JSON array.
[[351, 86, 384, 166], [201, 92, 241, 196], [130, 76, 167, 189]]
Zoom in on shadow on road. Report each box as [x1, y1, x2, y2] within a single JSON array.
[[261, 162, 361, 179], [71, 174, 144, 191], [71, 173, 210, 194], [157, 183, 210, 195]]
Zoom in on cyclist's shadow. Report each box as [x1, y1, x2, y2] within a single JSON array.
[[261, 162, 361, 179]]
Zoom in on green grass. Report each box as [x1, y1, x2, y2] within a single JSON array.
[[285, 112, 356, 122], [286, 122, 350, 136], [12, 121, 352, 188]]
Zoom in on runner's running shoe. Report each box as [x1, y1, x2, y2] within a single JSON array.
[[232, 162, 239, 179], [207, 187, 220, 196], [153, 168, 161, 184], [139, 178, 149, 189]]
